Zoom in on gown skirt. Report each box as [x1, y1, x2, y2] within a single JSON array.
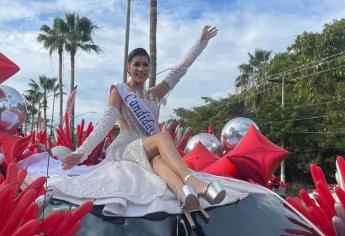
[[18, 132, 249, 217]]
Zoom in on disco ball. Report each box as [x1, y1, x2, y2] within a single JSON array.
[[221, 117, 259, 150], [0, 85, 26, 131], [184, 133, 223, 156]]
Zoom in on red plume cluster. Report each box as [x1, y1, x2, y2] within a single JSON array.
[[54, 114, 74, 150], [54, 114, 114, 165], [0, 131, 32, 167], [286, 157, 345, 236], [0, 128, 53, 169], [0, 163, 93, 236]]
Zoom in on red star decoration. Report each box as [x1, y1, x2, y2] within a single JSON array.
[[225, 125, 289, 185], [0, 53, 20, 83]]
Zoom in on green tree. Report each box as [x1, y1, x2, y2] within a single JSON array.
[[25, 82, 42, 133], [248, 49, 271, 87], [37, 17, 67, 126], [235, 49, 272, 115], [63, 12, 101, 139], [178, 18, 345, 183], [28, 76, 57, 131], [235, 63, 252, 92], [23, 93, 39, 134]]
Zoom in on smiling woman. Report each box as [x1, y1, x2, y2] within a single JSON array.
[[19, 26, 242, 230]]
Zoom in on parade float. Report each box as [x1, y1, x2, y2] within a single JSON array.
[[1, 54, 345, 235]]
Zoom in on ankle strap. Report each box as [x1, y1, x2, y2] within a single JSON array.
[[183, 174, 193, 184]]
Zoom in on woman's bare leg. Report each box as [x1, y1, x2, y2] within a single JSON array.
[[150, 155, 183, 196], [143, 131, 187, 176], [143, 131, 207, 194]]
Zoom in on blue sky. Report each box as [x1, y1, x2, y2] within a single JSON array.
[[1, 0, 345, 125]]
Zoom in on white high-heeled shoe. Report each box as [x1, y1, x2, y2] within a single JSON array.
[[184, 173, 226, 205], [176, 184, 209, 229]]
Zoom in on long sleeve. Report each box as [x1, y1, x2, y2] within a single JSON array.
[[163, 39, 208, 90], [72, 106, 119, 163]]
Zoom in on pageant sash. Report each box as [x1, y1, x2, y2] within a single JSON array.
[[115, 83, 160, 136]]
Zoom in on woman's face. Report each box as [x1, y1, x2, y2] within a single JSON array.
[[127, 56, 150, 84]]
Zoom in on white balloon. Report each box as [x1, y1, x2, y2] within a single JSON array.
[[51, 146, 72, 161]]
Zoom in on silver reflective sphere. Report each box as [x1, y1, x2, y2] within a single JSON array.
[[184, 133, 223, 156], [221, 117, 259, 150], [0, 85, 26, 130]]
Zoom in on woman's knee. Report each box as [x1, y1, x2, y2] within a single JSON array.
[[158, 130, 173, 142], [150, 155, 161, 167]]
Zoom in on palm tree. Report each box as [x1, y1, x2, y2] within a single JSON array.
[[234, 49, 271, 115], [149, 0, 157, 88], [28, 76, 57, 131], [25, 84, 41, 133], [23, 94, 36, 134], [123, 0, 131, 83], [63, 12, 101, 137], [248, 49, 271, 87], [235, 63, 253, 92], [50, 84, 59, 136], [37, 18, 67, 126]]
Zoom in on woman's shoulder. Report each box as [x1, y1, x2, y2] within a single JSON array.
[[109, 84, 122, 108]]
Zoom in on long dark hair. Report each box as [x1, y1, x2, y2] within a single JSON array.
[[127, 48, 150, 63]]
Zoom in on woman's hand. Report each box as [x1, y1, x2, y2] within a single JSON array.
[[61, 153, 83, 170], [200, 25, 218, 41]]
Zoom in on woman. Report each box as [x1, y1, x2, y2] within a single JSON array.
[[20, 25, 244, 228], [62, 25, 224, 224]]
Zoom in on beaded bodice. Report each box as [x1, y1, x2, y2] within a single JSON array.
[[119, 91, 161, 138]]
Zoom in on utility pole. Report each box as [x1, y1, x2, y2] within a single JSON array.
[[267, 76, 295, 182], [123, 0, 131, 83], [149, 0, 157, 88], [281, 76, 285, 182]]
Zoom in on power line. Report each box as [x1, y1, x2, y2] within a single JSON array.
[[264, 115, 327, 123], [239, 102, 345, 120], [266, 50, 345, 79], [293, 147, 344, 154], [289, 131, 345, 134], [292, 63, 345, 81], [237, 52, 345, 98], [285, 98, 345, 110], [287, 104, 345, 112], [240, 63, 345, 98]]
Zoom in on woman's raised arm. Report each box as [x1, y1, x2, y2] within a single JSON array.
[[150, 25, 218, 99]]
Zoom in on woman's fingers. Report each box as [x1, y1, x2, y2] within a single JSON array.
[[62, 160, 77, 170], [209, 26, 217, 33], [201, 25, 218, 40], [61, 155, 80, 170]]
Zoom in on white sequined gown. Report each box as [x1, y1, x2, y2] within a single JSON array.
[[19, 39, 248, 217]]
